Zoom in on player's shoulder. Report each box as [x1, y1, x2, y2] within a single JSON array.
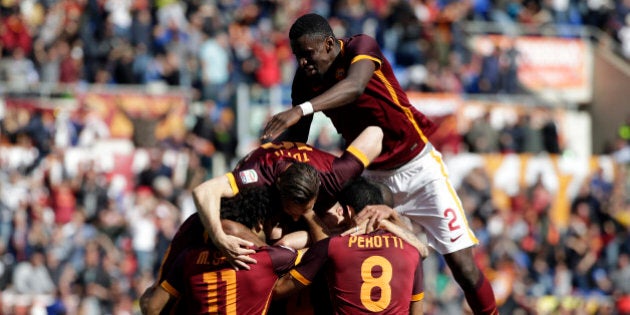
[[175, 213, 204, 238], [345, 33, 378, 46], [256, 245, 297, 255]]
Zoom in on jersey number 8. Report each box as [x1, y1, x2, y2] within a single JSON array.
[[360, 255, 393, 312]]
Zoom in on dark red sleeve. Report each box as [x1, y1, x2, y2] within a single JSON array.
[[156, 213, 205, 282], [344, 34, 383, 68], [266, 245, 298, 275], [289, 238, 331, 285], [412, 256, 424, 299], [314, 150, 365, 214], [160, 250, 188, 298]]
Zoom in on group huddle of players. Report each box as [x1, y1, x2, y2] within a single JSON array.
[[139, 11, 500, 315], [140, 126, 426, 314]]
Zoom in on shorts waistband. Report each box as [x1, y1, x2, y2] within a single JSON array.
[[365, 142, 434, 176]]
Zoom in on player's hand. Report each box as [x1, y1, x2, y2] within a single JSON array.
[[377, 219, 430, 258], [216, 234, 257, 270], [261, 107, 302, 141], [340, 220, 367, 236], [353, 205, 397, 229]]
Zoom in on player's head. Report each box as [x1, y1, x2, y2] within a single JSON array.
[[220, 186, 273, 230], [276, 162, 320, 221], [320, 177, 389, 232], [338, 176, 388, 215], [289, 13, 338, 78]]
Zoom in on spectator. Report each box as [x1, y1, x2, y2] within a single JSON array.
[[11, 247, 55, 295], [126, 186, 158, 275], [541, 111, 561, 154], [199, 29, 231, 105], [0, 8, 32, 55], [0, 242, 13, 291], [1, 47, 39, 90], [74, 240, 113, 314], [212, 107, 238, 170], [464, 111, 499, 153], [478, 44, 502, 93], [75, 164, 109, 223]]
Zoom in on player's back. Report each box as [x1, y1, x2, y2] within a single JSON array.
[[326, 230, 423, 314], [231, 141, 366, 213], [165, 245, 296, 314], [233, 141, 336, 180]]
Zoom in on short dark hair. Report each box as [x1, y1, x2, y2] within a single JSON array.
[[276, 162, 320, 205], [220, 186, 273, 229], [289, 13, 334, 41], [338, 177, 390, 214]]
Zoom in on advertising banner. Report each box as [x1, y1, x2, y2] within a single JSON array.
[[469, 35, 593, 103]]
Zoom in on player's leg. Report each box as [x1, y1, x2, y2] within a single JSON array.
[[443, 247, 498, 315], [366, 145, 498, 315], [405, 148, 497, 315]]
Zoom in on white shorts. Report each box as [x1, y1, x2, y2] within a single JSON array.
[[363, 142, 478, 255]]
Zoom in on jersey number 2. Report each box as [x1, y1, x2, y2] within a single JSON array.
[[203, 269, 237, 314], [444, 208, 461, 231], [360, 255, 393, 312]]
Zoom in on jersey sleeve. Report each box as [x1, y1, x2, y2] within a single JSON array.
[[345, 35, 383, 70], [411, 255, 424, 302], [322, 148, 366, 192], [156, 214, 205, 282], [266, 245, 299, 275], [289, 238, 331, 286], [160, 250, 187, 299]]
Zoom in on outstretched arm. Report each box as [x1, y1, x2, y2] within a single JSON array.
[[346, 125, 383, 164], [262, 59, 376, 140], [192, 175, 257, 270]]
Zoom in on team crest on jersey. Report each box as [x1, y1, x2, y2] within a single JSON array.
[[239, 169, 258, 184], [335, 68, 345, 80]]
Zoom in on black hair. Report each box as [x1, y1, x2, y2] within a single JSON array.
[[220, 186, 273, 229], [338, 177, 390, 214], [289, 13, 335, 41], [374, 181, 394, 207], [276, 162, 320, 205]]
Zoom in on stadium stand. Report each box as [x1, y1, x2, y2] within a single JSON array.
[[1, 1, 630, 314]]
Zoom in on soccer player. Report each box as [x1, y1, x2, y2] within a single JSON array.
[[262, 13, 498, 314], [192, 125, 383, 270], [273, 177, 425, 314], [140, 186, 297, 315]]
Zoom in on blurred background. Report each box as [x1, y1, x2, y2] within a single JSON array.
[[1, 0, 630, 314]]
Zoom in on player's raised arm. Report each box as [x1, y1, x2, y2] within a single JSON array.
[[261, 23, 376, 141], [192, 175, 256, 270]]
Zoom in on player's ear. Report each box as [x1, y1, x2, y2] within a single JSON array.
[[325, 36, 335, 52], [342, 204, 355, 219]]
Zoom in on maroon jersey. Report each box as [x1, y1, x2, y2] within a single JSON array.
[[161, 245, 297, 315], [228, 141, 369, 213], [290, 230, 424, 314], [156, 213, 206, 283], [291, 34, 437, 170]]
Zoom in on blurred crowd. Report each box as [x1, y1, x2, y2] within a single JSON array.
[[1, 0, 630, 314], [2, 0, 630, 102], [1, 103, 630, 315]]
